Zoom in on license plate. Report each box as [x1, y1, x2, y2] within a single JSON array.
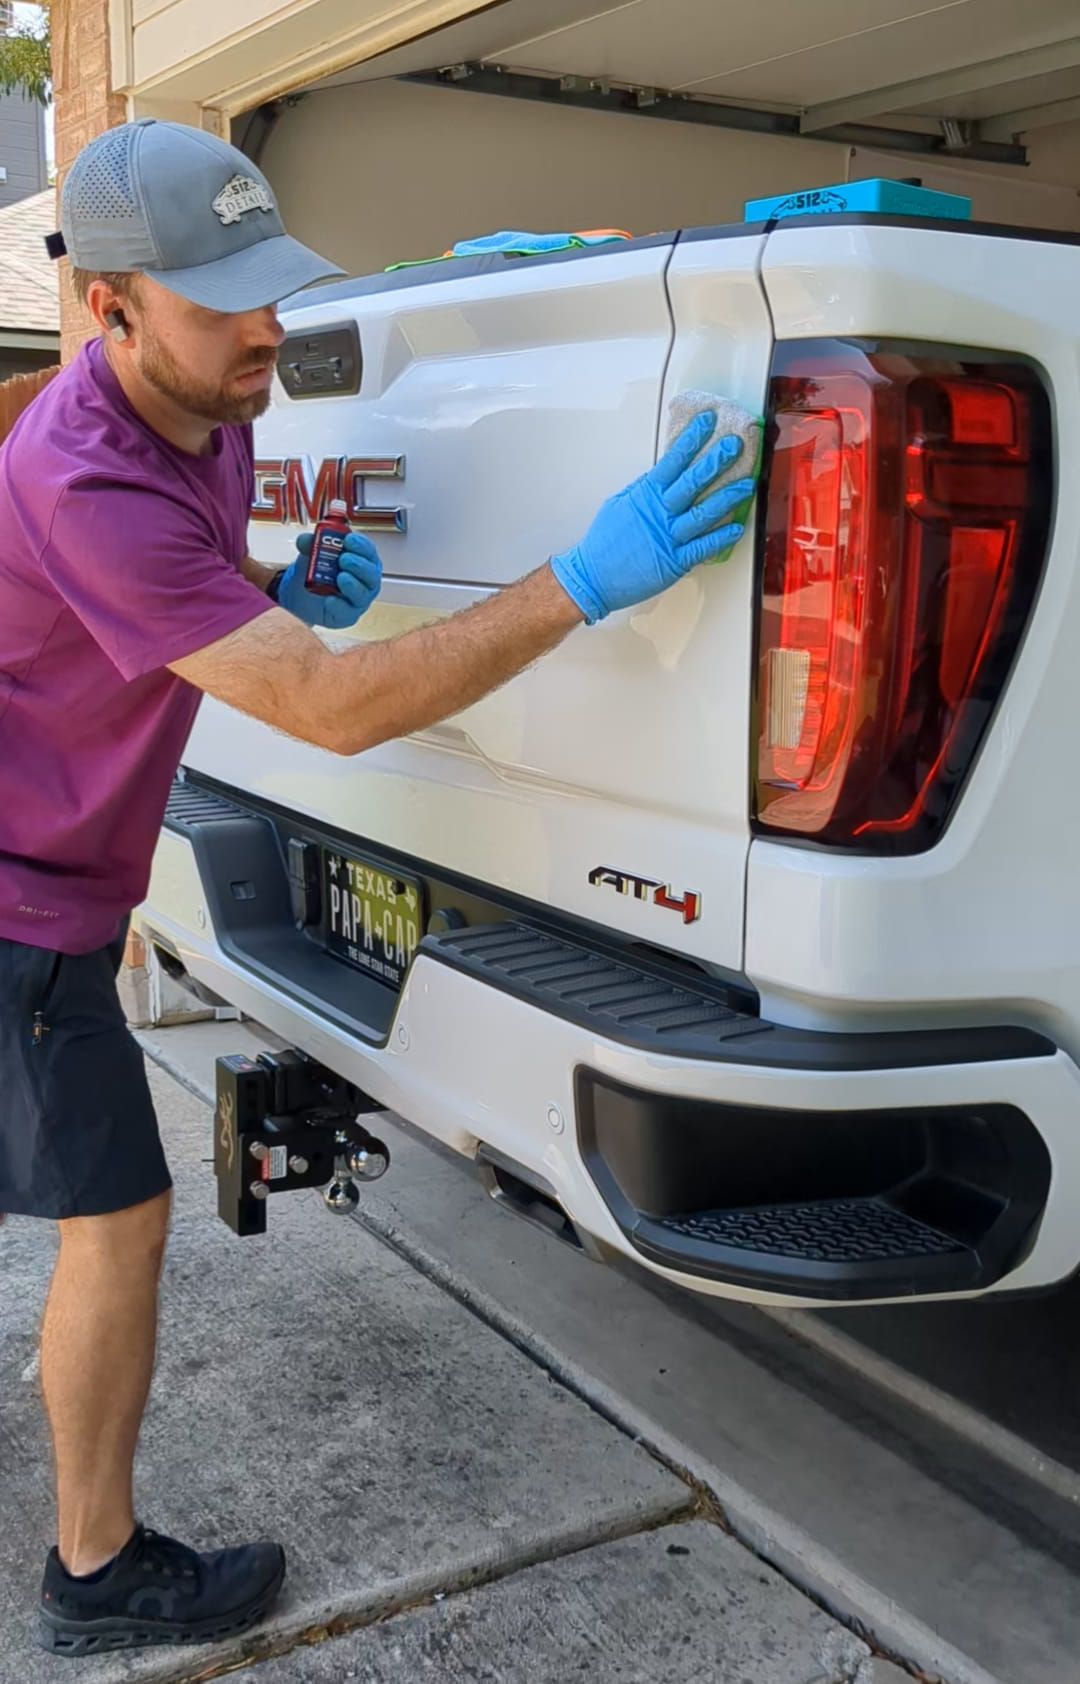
[[323, 849, 423, 990]]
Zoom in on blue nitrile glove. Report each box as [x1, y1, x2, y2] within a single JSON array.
[[550, 413, 756, 624], [275, 532, 383, 629]]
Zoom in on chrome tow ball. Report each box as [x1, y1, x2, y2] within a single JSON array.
[[324, 1170, 360, 1214], [323, 1127, 390, 1214], [348, 1140, 390, 1181]]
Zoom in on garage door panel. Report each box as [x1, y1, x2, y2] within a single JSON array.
[[312, 0, 608, 88], [499, 0, 1079, 109], [686, 0, 1080, 105], [503, 0, 933, 91]]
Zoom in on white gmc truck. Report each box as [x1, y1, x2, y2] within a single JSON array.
[[138, 206, 1080, 1309]]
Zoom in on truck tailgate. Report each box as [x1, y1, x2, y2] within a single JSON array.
[[183, 234, 772, 974]]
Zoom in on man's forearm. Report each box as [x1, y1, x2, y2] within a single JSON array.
[[169, 560, 583, 754], [328, 563, 583, 754]]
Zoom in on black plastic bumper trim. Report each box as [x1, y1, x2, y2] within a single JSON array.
[[164, 779, 429, 1043], [423, 923, 1055, 1072]]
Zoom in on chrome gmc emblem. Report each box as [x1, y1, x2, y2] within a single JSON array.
[[252, 455, 407, 532]]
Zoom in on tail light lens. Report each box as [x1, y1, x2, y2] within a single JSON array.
[[754, 340, 1052, 851]]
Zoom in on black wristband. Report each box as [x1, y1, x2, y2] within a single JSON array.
[[266, 569, 284, 603]]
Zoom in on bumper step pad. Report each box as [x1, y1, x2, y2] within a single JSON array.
[[659, 1198, 963, 1264], [632, 1196, 980, 1298], [657, 1199, 957, 1266]]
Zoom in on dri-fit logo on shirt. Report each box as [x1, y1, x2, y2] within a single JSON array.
[[212, 175, 274, 226], [18, 905, 60, 919]]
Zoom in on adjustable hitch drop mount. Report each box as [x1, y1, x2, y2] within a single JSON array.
[[214, 1049, 390, 1237]]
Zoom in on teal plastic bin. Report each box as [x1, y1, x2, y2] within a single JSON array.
[[745, 179, 972, 224]]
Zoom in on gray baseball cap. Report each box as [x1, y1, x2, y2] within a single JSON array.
[[54, 118, 344, 312]]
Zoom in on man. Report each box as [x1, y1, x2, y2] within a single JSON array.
[[0, 119, 755, 1658]]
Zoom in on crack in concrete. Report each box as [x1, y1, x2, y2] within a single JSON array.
[[163, 1505, 695, 1684]]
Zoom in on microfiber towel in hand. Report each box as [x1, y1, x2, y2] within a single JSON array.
[[663, 391, 764, 564]]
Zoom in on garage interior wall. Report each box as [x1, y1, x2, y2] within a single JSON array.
[[255, 78, 1080, 282]]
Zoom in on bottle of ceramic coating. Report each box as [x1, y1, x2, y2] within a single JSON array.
[[306, 498, 351, 596]]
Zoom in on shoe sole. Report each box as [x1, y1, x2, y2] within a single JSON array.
[[36, 1553, 287, 1658]]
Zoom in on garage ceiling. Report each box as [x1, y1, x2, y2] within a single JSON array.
[[310, 0, 1080, 152]]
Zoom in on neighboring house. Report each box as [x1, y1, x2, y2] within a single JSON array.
[[0, 188, 59, 381], [0, 85, 48, 210], [1, 0, 49, 211]]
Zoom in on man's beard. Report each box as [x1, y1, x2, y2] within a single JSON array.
[[138, 330, 276, 426]]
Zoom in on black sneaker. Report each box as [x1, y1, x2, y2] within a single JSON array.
[[37, 1523, 286, 1657]]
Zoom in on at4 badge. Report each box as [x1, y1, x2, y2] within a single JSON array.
[[588, 867, 701, 925]]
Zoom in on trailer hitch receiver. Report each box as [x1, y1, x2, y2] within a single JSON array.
[[214, 1049, 389, 1236]]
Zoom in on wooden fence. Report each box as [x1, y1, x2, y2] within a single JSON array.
[[0, 364, 61, 445]]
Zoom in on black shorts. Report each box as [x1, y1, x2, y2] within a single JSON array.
[[0, 927, 172, 1220]]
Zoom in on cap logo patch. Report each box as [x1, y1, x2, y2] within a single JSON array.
[[212, 174, 275, 226]]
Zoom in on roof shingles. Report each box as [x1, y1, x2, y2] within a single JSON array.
[[0, 190, 59, 336]]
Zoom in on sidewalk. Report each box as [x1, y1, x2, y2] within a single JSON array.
[[140, 1018, 1080, 1684], [0, 1058, 880, 1684]]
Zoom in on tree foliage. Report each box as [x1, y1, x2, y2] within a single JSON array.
[[0, 4, 52, 106]]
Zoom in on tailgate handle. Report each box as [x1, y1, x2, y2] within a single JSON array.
[[277, 321, 361, 399]]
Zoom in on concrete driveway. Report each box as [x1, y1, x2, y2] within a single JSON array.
[[0, 1053, 884, 1684]]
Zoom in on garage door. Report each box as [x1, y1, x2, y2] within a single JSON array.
[[312, 0, 1080, 174]]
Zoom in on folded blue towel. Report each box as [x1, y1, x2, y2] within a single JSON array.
[[449, 230, 629, 257], [385, 229, 632, 271]]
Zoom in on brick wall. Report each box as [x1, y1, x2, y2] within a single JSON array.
[[51, 0, 127, 360]]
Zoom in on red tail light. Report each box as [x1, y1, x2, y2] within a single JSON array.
[[754, 340, 1052, 850]]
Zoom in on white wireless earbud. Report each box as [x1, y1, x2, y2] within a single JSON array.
[[105, 309, 130, 342]]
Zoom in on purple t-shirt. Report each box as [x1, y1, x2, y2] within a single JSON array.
[[0, 337, 272, 954]]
